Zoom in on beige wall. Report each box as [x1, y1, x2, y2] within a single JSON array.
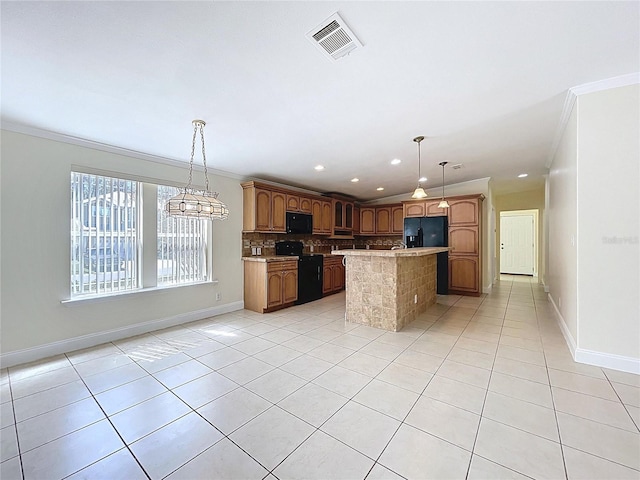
[[494, 187, 545, 281], [549, 103, 579, 348], [577, 84, 639, 360], [0, 130, 244, 361], [548, 83, 639, 371]]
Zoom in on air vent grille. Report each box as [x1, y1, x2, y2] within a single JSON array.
[[313, 21, 340, 41], [306, 13, 363, 62], [451, 163, 464, 170]]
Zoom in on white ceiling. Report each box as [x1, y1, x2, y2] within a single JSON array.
[[2, 1, 638, 200]]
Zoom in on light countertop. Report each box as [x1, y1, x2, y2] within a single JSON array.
[[242, 253, 343, 262], [331, 247, 449, 257], [242, 256, 299, 262]]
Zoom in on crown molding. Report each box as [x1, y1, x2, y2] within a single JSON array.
[[0, 121, 244, 181], [546, 72, 640, 168], [569, 72, 640, 96], [546, 89, 577, 168]]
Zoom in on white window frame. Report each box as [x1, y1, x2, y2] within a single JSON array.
[[156, 184, 211, 287], [68, 170, 213, 302]]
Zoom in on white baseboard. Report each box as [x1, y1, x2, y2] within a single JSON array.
[[0, 301, 244, 369], [548, 293, 639, 374], [548, 293, 577, 357], [575, 348, 640, 375]]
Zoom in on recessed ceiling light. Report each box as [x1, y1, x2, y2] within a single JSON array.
[[351, 178, 359, 183], [314, 165, 325, 171], [518, 173, 528, 178], [376, 187, 384, 191], [419, 176, 427, 182], [390, 158, 402, 165]]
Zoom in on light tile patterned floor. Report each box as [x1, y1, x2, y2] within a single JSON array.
[[1, 275, 639, 479]]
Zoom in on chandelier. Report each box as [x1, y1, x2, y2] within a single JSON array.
[[165, 120, 229, 220], [411, 136, 428, 199]]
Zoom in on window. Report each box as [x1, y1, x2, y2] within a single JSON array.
[[157, 186, 209, 286], [71, 172, 139, 296], [70, 173, 211, 299]]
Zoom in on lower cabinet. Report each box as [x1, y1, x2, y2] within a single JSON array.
[[323, 256, 345, 295], [449, 256, 480, 295], [244, 260, 298, 313]]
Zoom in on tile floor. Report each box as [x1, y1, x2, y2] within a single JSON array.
[[1, 275, 639, 479]]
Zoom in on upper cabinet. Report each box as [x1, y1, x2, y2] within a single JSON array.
[[286, 194, 312, 214], [242, 182, 286, 233], [353, 206, 360, 235], [312, 199, 332, 235], [425, 200, 448, 217], [300, 197, 312, 214], [358, 204, 403, 235], [448, 198, 480, 225], [403, 199, 447, 218], [391, 205, 403, 234], [359, 208, 375, 235], [333, 199, 355, 234], [404, 201, 426, 218]]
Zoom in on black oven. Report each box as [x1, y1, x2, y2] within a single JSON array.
[[275, 241, 323, 305], [286, 212, 313, 234]]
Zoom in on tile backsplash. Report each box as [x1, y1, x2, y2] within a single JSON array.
[[242, 233, 403, 257]]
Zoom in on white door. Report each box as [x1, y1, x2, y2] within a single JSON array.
[[500, 214, 534, 275]]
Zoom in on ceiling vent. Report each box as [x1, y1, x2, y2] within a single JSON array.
[[306, 13, 363, 62], [451, 163, 464, 170]]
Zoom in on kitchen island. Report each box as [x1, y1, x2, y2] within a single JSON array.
[[332, 247, 449, 332]]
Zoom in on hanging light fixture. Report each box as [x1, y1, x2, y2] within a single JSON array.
[[438, 161, 450, 208], [411, 136, 428, 199], [165, 120, 229, 220]]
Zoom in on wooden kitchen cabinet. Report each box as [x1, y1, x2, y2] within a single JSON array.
[[311, 199, 332, 235], [331, 196, 356, 234], [242, 182, 286, 233], [404, 201, 426, 218], [353, 206, 360, 235], [391, 205, 404, 234], [449, 226, 479, 256], [447, 194, 483, 296], [448, 198, 480, 225], [244, 259, 298, 313], [323, 256, 344, 295], [448, 256, 479, 294], [425, 201, 448, 217], [286, 194, 300, 212], [285, 195, 313, 214], [299, 197, 312, 214], [360, 208, 375, 234], [359, 205, 403, 235], [375, 207, 391, 234], [403, 200, 447, 218]]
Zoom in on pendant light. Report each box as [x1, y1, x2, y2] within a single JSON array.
[[411, 136, 428, 199], [165, 120, 229, 220], [438, 161, 450, 208]]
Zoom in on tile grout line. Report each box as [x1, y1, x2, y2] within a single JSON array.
[[6, 370, 26, 480], [537, 278, 570, 480], [60, 352, 153, 480], [462, 278, 509, 479]]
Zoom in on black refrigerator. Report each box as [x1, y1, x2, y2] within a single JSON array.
[[404, 216, 449, 295]]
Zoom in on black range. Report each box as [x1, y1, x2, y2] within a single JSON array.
[[275, 241, 323, 305]]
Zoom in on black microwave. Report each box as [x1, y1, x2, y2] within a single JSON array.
[[286, 212, 313, 234]]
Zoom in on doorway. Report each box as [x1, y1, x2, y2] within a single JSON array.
[[500, 210, 538, 276]]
